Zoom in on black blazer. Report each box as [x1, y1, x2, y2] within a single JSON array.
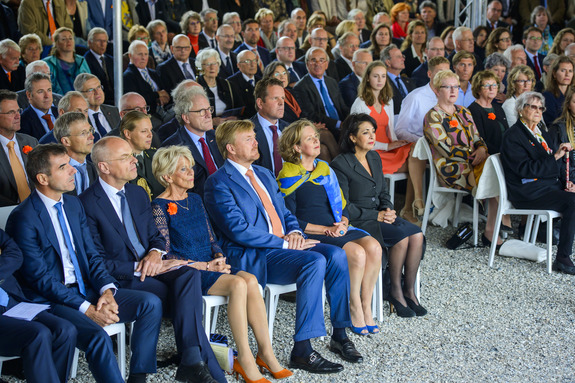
[[500, 120, 562, 205], [129, 148, 165, 200], [467, 101, 509, 155], [287, 61, 307, 84], [549, 120, 575, 184], [296, 56, 339, 81], [525, 52, 546, 81], [233, 43, 272, 69], [292, 74, 349, 137], [411, 61, 430, 88], [334, 57, 352, 81], [250, 114, 289, 174], [331, 150, 393, 252], [218, 0, 254, 22], [0, 65, 25, 92], [161, 127, 224, 198], [156, 56, 197, 95], [388, 75, 415, 115], [20, 105, 59, 140], [0, 4, 20, 41], [226, 71, 260, 118], [157, 117, 180, 143], [67, 160, 98, 196], [197, 75, 236, 117], [338, 72, 360, 109], [217, 51, 238, 79], [123, 63, 164, 115], [0, 133, 37, 206], [402, 46, 423, 78], [84, 51, 115, 105], [135, 0, 179, 33]]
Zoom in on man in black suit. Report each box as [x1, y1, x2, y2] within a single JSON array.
[[347, 9, 370, 44], [84, 28, 115, 105], [0, 90, 37, 206], [199, 8, 219, 50], [74, 73, 121, 141], [272, 20, 305, 61], [485, 0, 510, 33], [123, 41, 171, 119], [339, 49, 372, 108], [0, 3, 20, 41], [0, 229, 76, 383], [411, 37, 446, 87], [293, 47, 349, 141], [291, 8, 307, 49], [252, 77, 289, 176], [380, 45, 415, 116], [162, 87, 224, 198], [20, 72, 59, 140], [156, 34, 197, 96], [334, 32, 360, 81], [275, 36, 307, 86], [53, 112, 97, 196], [215, 24, 238, 79], [227, 50, 261, 119], [296, 28, 339, 81], [0, 39, 25, 92], [39, 91, 90, 144], [156, 80, 201, 142], [523, 27, 546, 81], [234, 19, 272, 72]]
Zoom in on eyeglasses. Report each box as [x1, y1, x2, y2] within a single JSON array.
[[218, 34, 235, 39], [205, 17, 217, 22], [0, 108, 22, 116], [481, 83, 499, 89], [173, 46, 192, 51], [81, 85, 104, 93], [309, 58, 327, 64], [498, 37, 511, 43], [440, 85, 460, 91], [353, 61, 370, 65], [202, 62, 220, 67], [312, 37, 328, 42], [188, 106, 214, 117], [514, 79, 533, 84], [460, 38, 475, 43], [105, 153, 135, 162], [527, 36, 543, 41], [278, 46, 296, 51], [525, 103, 546, 112], [188, 21, 201, 26], [239, 59, 257, 65], [68, 127, 95, 137], [273, 71, 287, 77], [123, 106, 150, 113]]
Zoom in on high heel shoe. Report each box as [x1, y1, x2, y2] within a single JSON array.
[[482, 234, 502, 250], [400, 207, 421, 226], [349, 325, 369, 335], [255, 355, 293, 379], [404, 297, 428, 316], [233, 357, 271, 383], [412, 199, 425, 217], [366, 324, 380, 334], [388, 296, 416, 318]]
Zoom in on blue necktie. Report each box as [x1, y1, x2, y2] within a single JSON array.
[[225, 56, 233, 75], [182, 62, 194, 80], [74, 163, 88, 194], [54, 202, 86, 296], [396, 77, 407, 99], [117, 191, 146, 259], [318, 79, 339, 120], [93, 112, 107, 138], [288, 67, 300, 82], [0, 288, 9, 307]]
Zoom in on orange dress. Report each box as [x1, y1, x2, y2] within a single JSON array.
[[369, 105, 413, 174]]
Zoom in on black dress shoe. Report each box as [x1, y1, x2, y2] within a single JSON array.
[[175, 361, 218, 383], [289, 350, 344, 374], [552, 261, 575, 275], [404, 297, 428, 316], [482, 234, 502, 251], [329, 338, 363, 363], [388, 296, 415, 318], [126, 373, 147, 383]]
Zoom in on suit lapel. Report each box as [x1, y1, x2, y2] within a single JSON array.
[[93, 182, 135, 252], [351, 153, 377, 184], [225, 162, 268, 218], [181, 128, 208, 170], [63, 197, 90, 275], [30, 193, 62, 257], [0, 142, 17, 191], [253, 166, 286, 229]]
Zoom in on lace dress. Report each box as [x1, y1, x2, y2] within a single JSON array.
[[152, 193, 238, 294]]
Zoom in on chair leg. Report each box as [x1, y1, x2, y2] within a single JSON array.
[[414, 268, 421, 301], [532, 217, 541, 244], [389, 179, 395, 208], [488, 211, 504, 268], [421, 186, 434, 234], [203, 301, 211, 340], [547, 215, 553, 274], [473, 198, 478, 246], [117, 328, 126, 380], [211, 306, 220, 335], [70, 348, 80, 378], [453, 194, 463, 227]]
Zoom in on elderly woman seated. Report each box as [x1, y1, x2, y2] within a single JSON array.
[[151, 145, 292, 382], [501, 91, 575, 275]]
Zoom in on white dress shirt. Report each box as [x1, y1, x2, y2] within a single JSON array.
[[395, 83, 438, 142]]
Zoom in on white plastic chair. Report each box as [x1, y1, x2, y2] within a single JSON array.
[[0, 356, 19, 376], [202, 295, 228, 339], [0, 205, 16, 231], [70, 322, 126, 379], [264, 283, 297, 344], [415, 137, 479, 245], [384, 173, 408, 207], [371, 268, 384, 322], [479, 154, 560, 274]]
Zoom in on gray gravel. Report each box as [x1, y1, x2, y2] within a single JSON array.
[[3, 223, 575, 383]]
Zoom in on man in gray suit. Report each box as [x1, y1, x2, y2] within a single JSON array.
[[0, 90, 38, 206], [73, 73, 120, 141]]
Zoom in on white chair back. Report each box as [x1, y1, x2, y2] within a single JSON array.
[[0, 206, 16, 231]]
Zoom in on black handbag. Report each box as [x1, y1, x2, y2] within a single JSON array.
[[445, 223, 473, 250]]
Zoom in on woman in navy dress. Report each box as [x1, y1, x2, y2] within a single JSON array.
[[277, 120, 383, 335], [151, 146, 291, 383]]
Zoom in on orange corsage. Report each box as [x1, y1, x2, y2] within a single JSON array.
[[167, 202, 178, 215], [487, 112, 496, 120], [449, 119, 458, 127], [22, 145, 33, 155]]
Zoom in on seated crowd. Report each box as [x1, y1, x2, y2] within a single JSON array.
[[1, 1, 575, 382]]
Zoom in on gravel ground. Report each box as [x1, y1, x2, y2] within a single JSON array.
[[3, 222, 575, 383]]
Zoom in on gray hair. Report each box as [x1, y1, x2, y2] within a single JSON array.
[[87, 27, 108, 42], [452, 26, 471, 42], [18, 33, 42, 52], [128, 40, 147, 55], [380, 44, 399, 63], [530, 5, 552, 26], [222, 12, 239, 25], [543, 53, 559, 67], [25, 60, 50, 77], [515, 91, 545, 116], [352, 48, 371, 61], [58, 91, 86, 113], [338, 31, 358, 47], [152, 146, 195, 188], [195, 48, 221, 71], [278, 19, 296, 36], [53, 112, 87, 143], [180, 11, 201, 33], [73, 73, 98, 92], [25, 72, 50, 93], [200, 8, 218, 20], [305, 46, 329, 63], [485, 52, 511, 70], [217, 24, 234, 36], [171, 80, 205, 101], [347, 8, 364, 20], [0, 39, 20, 57], [503, 44, 525, 62], [419, 1, 436, 12], [147, 19, 167, 37], [290, 8, 304, 19], [174, 86, 209, 125]]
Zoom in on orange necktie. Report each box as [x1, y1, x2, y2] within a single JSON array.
[[245, 169, 284, 238], [7, 72, 11, 83], [6, 141, 31, 202], [42, 114, 54, 130], [46, 0, 57, 37]]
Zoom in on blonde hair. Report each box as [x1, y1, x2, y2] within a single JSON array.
[[119, 111, 151, 139], [358, 61, 393, 106], [400, 20, 427, 51], [152, 146, 195, 188], [432, 70, 460, 89], [50, 27, 74, 56], [278, 119, 316, 164], [505, 65, 535, 99], [471, 70, 500, 99], [215, 120, 254, 159], [335, 20, 357, 38]]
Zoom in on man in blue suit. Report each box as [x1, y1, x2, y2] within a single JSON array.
[[204, 120, 363, 375], [338, 48, 372, 108], [80, 136, 225, 383], [0, 228, 76, 383], [234, 19, 271, 73], [87, 0, 113, 36], [5, 143, 162, 383], [20, 73, 59, 140]]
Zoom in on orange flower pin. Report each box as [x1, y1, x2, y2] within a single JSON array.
[[22, 145, 33, 155], [449, 119, 458, 127], [167, 202, 178, 215], [487, 112, 496, 120]]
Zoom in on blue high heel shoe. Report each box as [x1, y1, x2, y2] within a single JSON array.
[[366, 325, 379, 334], [349, 325, 369, 336]]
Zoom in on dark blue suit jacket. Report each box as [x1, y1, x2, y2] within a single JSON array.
[[287, 61, 307, 84], [411, 61, 430, 87], [338, 72, 360, 108], [79, 182, 166, 281], [87, 0, 113, 35], [84, 50, 115, 105], [251, 114, 289, 174], [204, 161, 301, 284], [233, 43, 272, 68], [123, 64, 164, 115], [162, 127, 224, 197], [0, 229, 27, 302], [20, 105, 59, 141], [525, 52, 546, 81], [5, 192, 116, 309]]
